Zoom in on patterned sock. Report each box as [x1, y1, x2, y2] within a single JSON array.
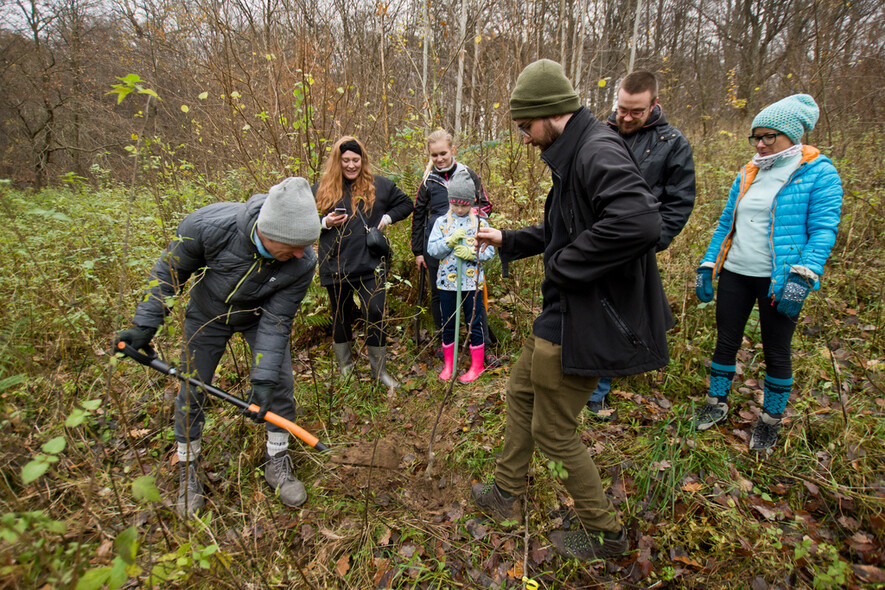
[[709, 361, 736, 403], [762, 375, 793, 417], [177, 440, 201, 463], [266, 431, 289, 457]]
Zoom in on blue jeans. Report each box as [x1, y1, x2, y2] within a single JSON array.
[[588, 377, 612, 402]]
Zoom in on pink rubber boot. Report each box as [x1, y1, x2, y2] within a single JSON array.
[[459, 344, 485, 383], [438, 342, 455, 381]]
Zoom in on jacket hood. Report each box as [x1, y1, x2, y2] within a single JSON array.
[[606, 104, 667, 134]]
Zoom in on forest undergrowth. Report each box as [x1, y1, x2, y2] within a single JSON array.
[[0, 128, 883, 589]]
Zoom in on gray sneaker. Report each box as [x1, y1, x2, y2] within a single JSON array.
[[176, 461, 205, 517], [471, 481, 521, 526], [549, 526, 629, 561], [694, 398, 729, 431], [749, 413, 782, 451], [265, 452, 307, 507]]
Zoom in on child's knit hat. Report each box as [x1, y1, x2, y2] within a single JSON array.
[[447, 167, 475, 205], [751, 94, 819, 144]]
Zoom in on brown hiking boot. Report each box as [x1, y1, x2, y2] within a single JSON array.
[[549, 526, 629, 561], [176, 461, 205, 517], [265, 452, 307, 507], [471, 481, 522, 525]]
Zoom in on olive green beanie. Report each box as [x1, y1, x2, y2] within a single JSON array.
[[510, 59, 580, 120]]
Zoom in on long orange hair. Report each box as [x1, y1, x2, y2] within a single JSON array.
[[315, 136, 376, 214]]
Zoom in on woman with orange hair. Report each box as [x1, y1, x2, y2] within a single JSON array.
[[313, 136, 413, 388]]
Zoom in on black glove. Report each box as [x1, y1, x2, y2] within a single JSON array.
[[116, 325, 157, 353], [242, 380, 275, 424]]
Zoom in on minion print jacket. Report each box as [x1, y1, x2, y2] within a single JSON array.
[[427, 210, 495, 291]]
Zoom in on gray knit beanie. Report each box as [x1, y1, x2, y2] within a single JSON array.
[[510, 59, 580, 120], [751, 94, 819, 144], [446, 167, 475, 205], [257, 177, 321, 245]]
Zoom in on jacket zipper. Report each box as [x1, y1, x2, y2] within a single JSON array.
[[601, 297, 646, 349]]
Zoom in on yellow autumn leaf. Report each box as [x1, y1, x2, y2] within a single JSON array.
[[180, 105, 189, 113], [198, 92, 208, 100], [598, 79, 607, 87], [493, 102, 500, 108], [474, 34, 482, 43]]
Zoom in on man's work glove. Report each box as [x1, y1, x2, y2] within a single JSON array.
[[453, 244, 476, 261], [695, 267, 714, 303], [116, 325, 157, 353], [242, 380, 275, 424], [445, 228, 467, 248], [776, 272, 813, 320]]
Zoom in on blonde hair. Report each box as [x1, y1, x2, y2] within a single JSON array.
[[443, 208, 478, 233], [315, 136, 376, 214], [422, 129, 456, 183]]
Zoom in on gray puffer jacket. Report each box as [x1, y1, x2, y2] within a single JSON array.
[[132, 193, 317, 383]]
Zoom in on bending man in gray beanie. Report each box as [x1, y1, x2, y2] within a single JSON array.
[[116, 177, 321, 516], [472, 60, 673, 560]]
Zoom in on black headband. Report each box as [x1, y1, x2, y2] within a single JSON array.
[[340, 140, 362, 156]]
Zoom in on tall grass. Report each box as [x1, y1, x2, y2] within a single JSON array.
[[0, 125, 882, 588]]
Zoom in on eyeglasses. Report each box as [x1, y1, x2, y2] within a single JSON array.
[[516, 119, 535, 138], [615, 106, 651, 118], [748, 132, 783, 146]]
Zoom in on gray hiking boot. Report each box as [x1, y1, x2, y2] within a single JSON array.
[[368, 345, 399, 389], [471, 481, 522, 526], [549, 526, 629, 561], [749, 413, 782, 451], [694, 397, 729, 431], [176, 461, 205, 517], [265, 451, 307, 507], [333, 341, 355, 375]]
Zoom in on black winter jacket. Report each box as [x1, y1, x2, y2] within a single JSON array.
[[132, 194, 317, 384], [606, 106, 695, 251], [501, 107, 674, 376], [314, 175, 412, 286], [410, 162, 491, 257]]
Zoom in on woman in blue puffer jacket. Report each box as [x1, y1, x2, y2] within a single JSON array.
[[693, 94, 843, 451]]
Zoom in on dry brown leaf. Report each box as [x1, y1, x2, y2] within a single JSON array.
[[336, 554, 350, 577], [673, 554, 703, 569], [802, 480, 820, 496], [681, 481, 703, 492], [851, 565, 885, 583], [507, 561, 524, 578], [752, 504, 778, 520]]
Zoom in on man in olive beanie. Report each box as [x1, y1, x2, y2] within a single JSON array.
[[116, 177, 320, 517], [472, 60, 674, 561]]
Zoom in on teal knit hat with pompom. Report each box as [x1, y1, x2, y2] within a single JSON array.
[[751, 94, 819, 144]]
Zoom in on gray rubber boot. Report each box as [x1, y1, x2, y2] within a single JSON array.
[[176, 460, 205, 517], [333, 341, 355, 375], [367, 345, 399, 389], [265, 451, 307, 507]]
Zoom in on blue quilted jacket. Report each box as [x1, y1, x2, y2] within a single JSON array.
[[701, 146, 842, 299]]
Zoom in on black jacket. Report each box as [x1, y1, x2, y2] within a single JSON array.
[[410, 162, 491, 257], [501, 107, 674, 376], [132, 194, 317, 384], [606, 106, 695, 251], [314, 175, 412, 286]]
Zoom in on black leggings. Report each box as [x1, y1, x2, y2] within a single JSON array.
[[712, 268, 796, 380], [327, 273, 387, 347]]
